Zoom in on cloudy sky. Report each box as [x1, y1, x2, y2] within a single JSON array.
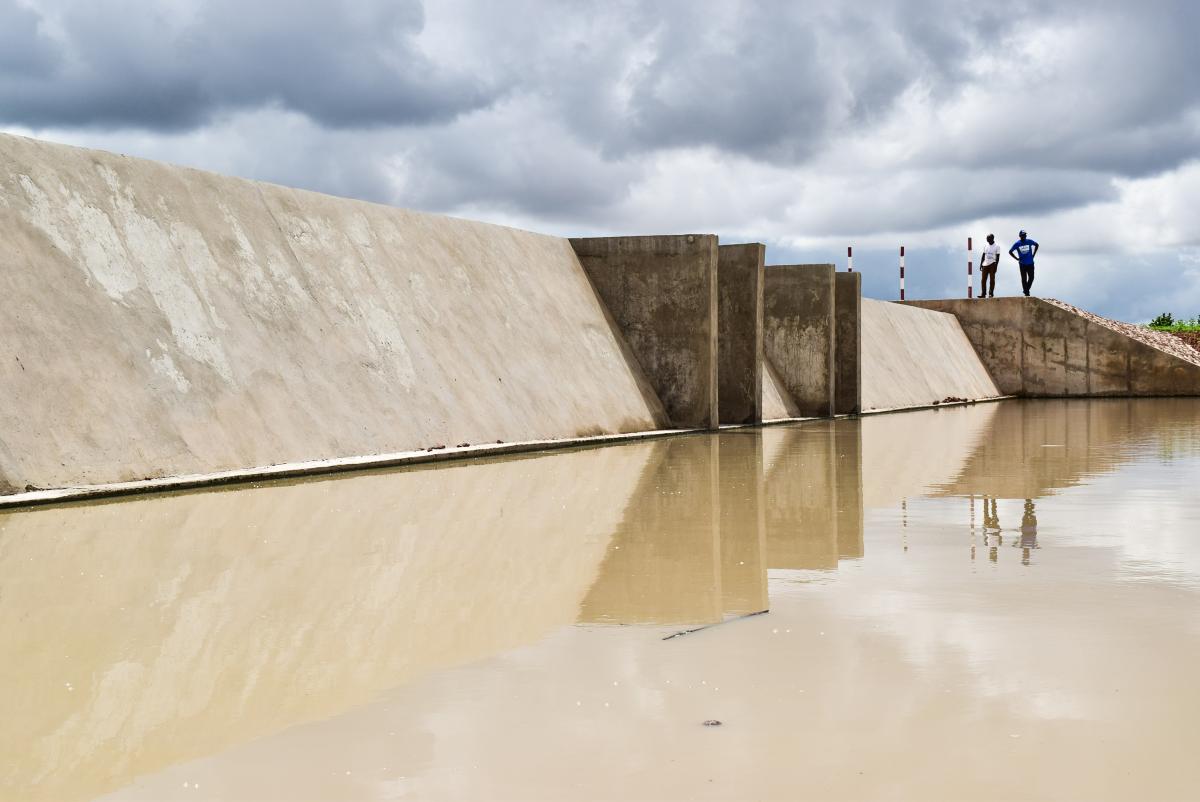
[[2, 0, 1198, 322]]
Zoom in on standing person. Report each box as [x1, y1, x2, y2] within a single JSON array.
[[979, 234, 1001, 298], [1008, 230, 1039, 296]]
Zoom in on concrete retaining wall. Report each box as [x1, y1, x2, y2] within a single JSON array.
[[763, 264, 835, 418], [717, 243, 764, 424], [834, 272, 861, 415], [570, 235, 719, 429], [861, 299, 1001, 411], [0, 133, 667, 495], [909, 298, 1200, 396]]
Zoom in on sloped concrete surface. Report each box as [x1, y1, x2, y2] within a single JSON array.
[[0, 133, 665, 494], [861, 299, 1001, 411], [762, 358, 803, 420]]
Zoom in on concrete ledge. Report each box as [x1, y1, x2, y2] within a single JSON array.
[[571, 235, 719, 429], [0, 427, 703, 510], [858, 395, 1015, 416], [764, 264, 835, 417], [717, 243, 764, 424]]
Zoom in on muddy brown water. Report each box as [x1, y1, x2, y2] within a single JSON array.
[[3, 398, 1200, 801]]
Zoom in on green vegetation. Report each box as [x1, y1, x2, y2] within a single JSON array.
[[1148, 313, 1200, 332]]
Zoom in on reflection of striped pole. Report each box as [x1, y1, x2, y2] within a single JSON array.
[[847, 245, 854, 273], [899, 246, 906, 300], [967, 237, 974, 299]]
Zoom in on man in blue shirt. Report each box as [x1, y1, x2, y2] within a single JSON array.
[[1008, 230, 1039, 296]]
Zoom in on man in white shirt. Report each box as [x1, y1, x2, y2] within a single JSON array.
[[979, 234, 1002, 298]]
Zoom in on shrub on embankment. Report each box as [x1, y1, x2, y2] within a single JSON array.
[[1147, 313, 1200, 352]]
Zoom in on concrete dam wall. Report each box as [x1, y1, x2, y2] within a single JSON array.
[[0, 133, 666, 495], [4, 132, 1197, 502], [909, 297, 1200, 397]]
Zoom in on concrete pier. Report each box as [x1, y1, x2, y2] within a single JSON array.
[[834, 272, 862, 415], [571, 235, 720, 430], [717, 243, 765, 424], [763, 264, 836, 418]]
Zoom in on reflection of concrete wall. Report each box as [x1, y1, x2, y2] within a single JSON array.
[[934, 398, 1200, 499], [717, 244, 764, 425], [0, 444, 653, 802], [909, 298, 1200, 396], [578, 437, 723, 624], [859, 404, 1000, 508], [571, 235, 719, 429], [0, 133, 666, 496], [577, 433, 772, 624], [718, 433, 769, 614], [833, 419, 864, 559], [763, 424, 838, 569], [861, 300, 1001, 411], [764, 264, 835, 418]]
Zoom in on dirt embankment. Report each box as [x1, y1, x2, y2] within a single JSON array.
[[1166, 330, 1200, 354]]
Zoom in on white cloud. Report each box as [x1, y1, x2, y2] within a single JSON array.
[[4, 0, 1200, 321]]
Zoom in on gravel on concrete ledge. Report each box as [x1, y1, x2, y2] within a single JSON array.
[[1043, 299, 1200, 368]]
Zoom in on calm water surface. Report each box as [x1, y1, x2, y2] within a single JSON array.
[[3, 399, 1200, 801]]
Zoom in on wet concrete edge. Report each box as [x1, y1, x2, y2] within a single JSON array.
[[0, 395, 1017, 511]]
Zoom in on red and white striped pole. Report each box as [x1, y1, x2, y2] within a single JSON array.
[[899, 245, 906, 300], [847, 245, 854, 273], [967, 237, 974, 299]]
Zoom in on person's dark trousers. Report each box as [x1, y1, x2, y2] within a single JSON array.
[[1020, 263, 1035, 296], [981, 265, 997, 297]]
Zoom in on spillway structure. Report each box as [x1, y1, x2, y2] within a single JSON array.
[[2, 132, 1198, 506]]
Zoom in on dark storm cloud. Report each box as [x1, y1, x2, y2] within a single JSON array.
[[5, 0, 1200, 247], [0, 2, 58, 73], [0, 0, 495, 130]]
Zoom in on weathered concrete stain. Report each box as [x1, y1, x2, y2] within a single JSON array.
[[834, 272, 861, 415], [763, 264, 835, 417], [717, 243, 764, 424]]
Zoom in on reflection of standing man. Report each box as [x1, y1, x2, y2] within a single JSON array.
[[982, 496, 1002, 562], [1018, 498, 1039, 565], [1008, 230, 1039, 297], [982, 496, 999, 530], [979, 235, 1001, 298]]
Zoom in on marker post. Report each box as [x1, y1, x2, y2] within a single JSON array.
[[899, 246, 906, 301], [847, 246, 854, 273], [967, 237, 974, 299]]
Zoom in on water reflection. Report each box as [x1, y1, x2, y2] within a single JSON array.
[[2, 398, 1199, 801]]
